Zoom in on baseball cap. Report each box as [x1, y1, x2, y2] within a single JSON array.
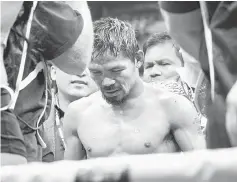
[[30, 1, 84, 62]]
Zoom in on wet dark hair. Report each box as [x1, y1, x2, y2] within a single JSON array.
[[92, 17, 139, 62]]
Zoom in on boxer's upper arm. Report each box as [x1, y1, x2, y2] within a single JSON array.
[[64, 135, 85, 160], [167, 95, 206, 151], [63, 102, 86, 160]]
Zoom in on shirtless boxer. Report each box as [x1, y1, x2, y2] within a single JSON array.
[[63, 18, 205, 160]]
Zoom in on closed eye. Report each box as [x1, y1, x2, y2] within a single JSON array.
[[145, 64, 153, 69], [90, 70, 102, 75], [159, 62, 170, 66], [110, 68, 125, 73], [156, 60, 171, 66]]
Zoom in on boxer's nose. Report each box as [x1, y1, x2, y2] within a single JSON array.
[[102, 77, 116, 88]]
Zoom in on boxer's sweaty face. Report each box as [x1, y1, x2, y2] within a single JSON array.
[[89, 53, 136, 105]]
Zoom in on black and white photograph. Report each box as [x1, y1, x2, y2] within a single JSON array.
[[1, 1, 237, 182]]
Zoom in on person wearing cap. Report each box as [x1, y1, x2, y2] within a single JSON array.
[[1, 1, 93, 165]]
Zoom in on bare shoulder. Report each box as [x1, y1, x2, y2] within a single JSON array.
[[158, 91, 193, 110], [67, 91, 101, 113], [158, 91, 198, 126], [144, 83, 184, 106], [64, 91, 102, 128]]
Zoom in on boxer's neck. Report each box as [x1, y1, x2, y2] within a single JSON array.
[[128, 77, 144, 100]]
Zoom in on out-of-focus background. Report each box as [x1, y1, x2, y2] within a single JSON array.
[[88, 1, 166, 46]]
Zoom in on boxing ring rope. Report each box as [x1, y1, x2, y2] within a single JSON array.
[[1, 147, 237, 182]]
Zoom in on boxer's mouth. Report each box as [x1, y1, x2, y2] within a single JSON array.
[[104, 88, 120, 93], [103, 88, 121, 97]]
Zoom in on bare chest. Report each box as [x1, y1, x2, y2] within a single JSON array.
[[77, 104, 173, 158]]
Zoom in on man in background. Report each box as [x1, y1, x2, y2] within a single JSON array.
[[1, 1, 94, 165], [159, 1, 237, 148], [142, 32, 207, 132], [142, 32, 184, 83], [142, 32, 194, 101], [43, 65, 97, 161]]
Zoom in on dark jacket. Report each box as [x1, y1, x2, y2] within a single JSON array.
[[160, 1, 237, 148], [1, 1, 83, 161]]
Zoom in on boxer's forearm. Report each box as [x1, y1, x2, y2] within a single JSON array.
[[2, 148, 237, 182], [64, 136, 86, 160]]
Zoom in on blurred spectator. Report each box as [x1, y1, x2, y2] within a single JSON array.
[[142, 32, 194, 101], [43, 65, 97, 161]]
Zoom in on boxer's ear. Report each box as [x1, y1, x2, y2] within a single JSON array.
[[135, 50, 144, 69], [50, 65, 57, 81]]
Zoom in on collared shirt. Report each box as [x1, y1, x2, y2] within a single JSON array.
[[43, 103, 65, 161]]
